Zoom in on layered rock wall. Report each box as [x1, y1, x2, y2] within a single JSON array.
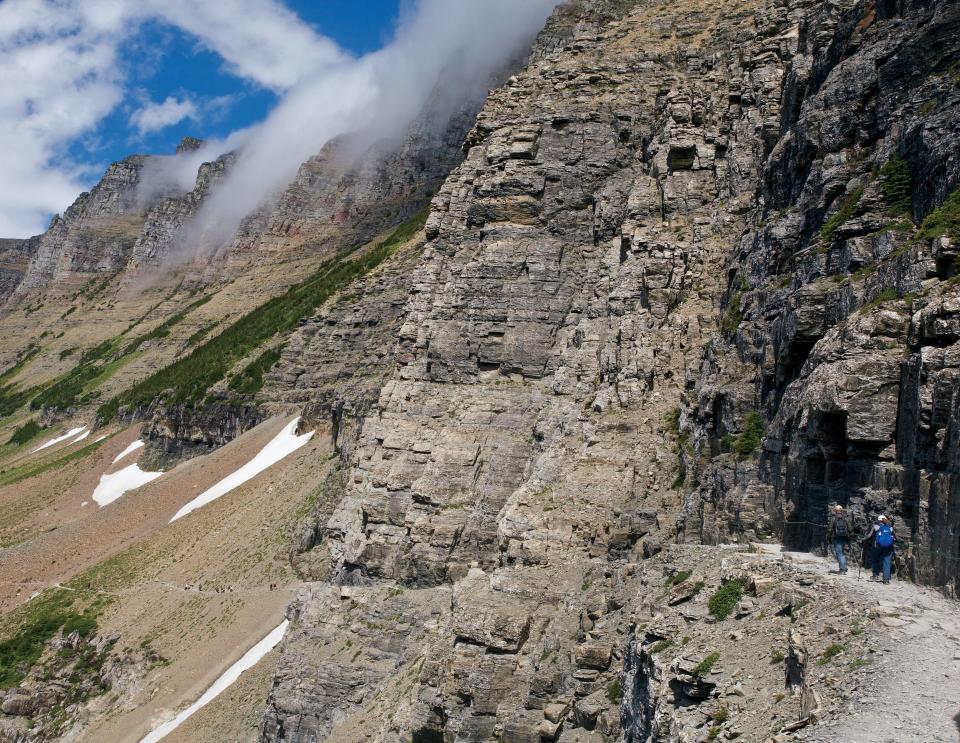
[[259, 0, 814, 739]]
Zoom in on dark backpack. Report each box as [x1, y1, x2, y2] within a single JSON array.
[[876, 524, 894, 548], [834, 518, 848, 538]]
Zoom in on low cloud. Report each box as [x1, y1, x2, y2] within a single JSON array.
[[183, 0, 561, 248]]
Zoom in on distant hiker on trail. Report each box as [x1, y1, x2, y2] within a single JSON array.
[[863, 514, 895, 584], [828, 504, 850, 574]]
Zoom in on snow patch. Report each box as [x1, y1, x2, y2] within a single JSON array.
[[93, 435, 107, 443], [170, 418, 313, 522], [112, 439, 144, 464], [91, 464, 163, 507], [31, 426, 87, 453], [72, 430, 90, 444], [139, 619, 289, 743]]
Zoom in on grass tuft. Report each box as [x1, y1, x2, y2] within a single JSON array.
[[819, 185, 865, 243], [818, 643, 846, 664], [692, 651, 721, 678], [708, 578, 747, 620], [918, 187, 960, 242]]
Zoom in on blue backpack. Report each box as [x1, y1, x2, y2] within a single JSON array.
[[876, 524, 894, 548]]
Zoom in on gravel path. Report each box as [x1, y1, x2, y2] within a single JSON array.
[[785, 550, 960, 743]]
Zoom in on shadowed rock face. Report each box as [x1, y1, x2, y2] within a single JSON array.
[[683, 0, 960, 594]]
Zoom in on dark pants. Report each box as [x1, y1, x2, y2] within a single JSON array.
[[872, 546, 894, 583], [832, 538, 847, 572]]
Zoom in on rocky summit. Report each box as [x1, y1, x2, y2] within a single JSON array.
[[0, 1, 958, 742]]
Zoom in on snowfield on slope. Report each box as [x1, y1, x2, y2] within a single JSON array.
[[170, 417, 313, 522], [92, 464, 164, 507], [112, 439, 144, 463], [31, 425, 88, 453], [139, 619, 289, 743]]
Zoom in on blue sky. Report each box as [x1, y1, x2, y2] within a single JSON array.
[[76, 1, 404, 180]]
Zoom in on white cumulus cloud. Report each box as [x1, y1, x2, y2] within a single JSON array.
[[130, 96, 198, 135]]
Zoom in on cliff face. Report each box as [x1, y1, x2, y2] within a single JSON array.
[[683, 0, 960, 593], [8, 157, 152, 301], [0, 238, 37, 304], [257, 0, 960, 740], [258, 0, 795, 739]]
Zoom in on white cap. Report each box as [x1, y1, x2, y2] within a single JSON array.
[[878, 515, 888, 522]]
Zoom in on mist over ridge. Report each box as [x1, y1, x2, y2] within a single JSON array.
[[150, 0, 561, 256]]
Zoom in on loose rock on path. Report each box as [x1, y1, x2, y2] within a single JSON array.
[[785, 551, 960, 743]]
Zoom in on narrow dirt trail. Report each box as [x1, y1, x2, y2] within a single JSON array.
[[783, 550, 960, 743]]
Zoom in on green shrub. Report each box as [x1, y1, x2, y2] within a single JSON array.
[[721, 290, 744, 335], [862, 287, 898, 311], [7, 420, 43, 446], [663, 408, 681, 437], [650, 639, 674, 654], [666, 570, 692, 587], [879, 156, 913, 216], [62, 614, 98, 638], [0, 590, 101, 688], [0, 345, 39, 387], [819, 185, 865, 243], [725, 411, 764, 458], [818, 643, 846, 664], [606, 678, 623, 703], [708, 578, 747, 620], [671, 462, 687, 490], [918, 187, 960, 242], [185, 322, 218, 347], [228, 346, 283, 396], [0, 438, 107, 489], [692, 651, 720, 678], [120, 295, 212, 356]]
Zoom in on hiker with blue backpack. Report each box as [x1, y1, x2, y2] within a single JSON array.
[[863, 514, 896, 584]]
